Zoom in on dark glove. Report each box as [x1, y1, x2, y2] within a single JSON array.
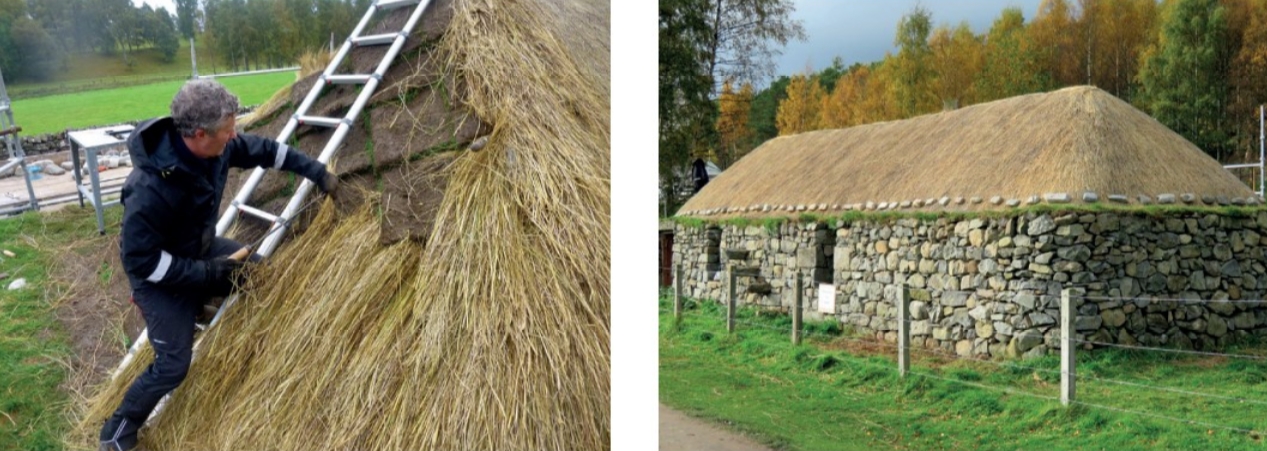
[[315, 171, 339, 197], [205, 256, 246, 297]]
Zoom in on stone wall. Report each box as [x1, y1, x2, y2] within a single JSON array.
[[6, 106, 258, 157], [6, 120, 143, 158], [674, 210, 1267, 358], [674, 226, 723, 299], [675, 222, 835, 317]]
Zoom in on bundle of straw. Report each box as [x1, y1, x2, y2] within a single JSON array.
[[73, 0, 610, 448]]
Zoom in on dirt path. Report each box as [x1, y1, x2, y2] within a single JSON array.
[[660, 404, 774, 451]]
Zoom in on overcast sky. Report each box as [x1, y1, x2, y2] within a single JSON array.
[[134, 0, 176, 13], [774, 0, 1042, 83]]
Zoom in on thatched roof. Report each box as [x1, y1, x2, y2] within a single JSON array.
[[78, 0, 609, 449], [680, 86, 1259, 218]]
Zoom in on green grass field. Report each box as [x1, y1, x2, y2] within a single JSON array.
[[8, 71, 296, 136], [660, 295, 1267, 450], [4, 39, 285, 100], [0, 207, 122, 451]]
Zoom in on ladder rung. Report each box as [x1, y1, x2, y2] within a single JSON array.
[[295, 115, 344, 128], [235, 203, 280, 224], [351, 32, 400, 47], [375, 0, 419, 11], [325, 74, 373, 85]]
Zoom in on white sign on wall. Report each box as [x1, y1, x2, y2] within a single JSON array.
[[818, 283, 836, 314]]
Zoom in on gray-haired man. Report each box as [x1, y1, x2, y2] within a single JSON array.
[[99, 79, 336, 451]]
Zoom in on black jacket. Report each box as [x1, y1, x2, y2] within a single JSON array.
[[119, 117, 326, 291]]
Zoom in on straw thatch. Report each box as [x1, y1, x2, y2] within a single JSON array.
[[73, 0, 609, 449], [680, 86, 1257, 218]]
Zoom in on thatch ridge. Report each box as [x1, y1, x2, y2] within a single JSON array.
[[680, 86, 1257, 218]]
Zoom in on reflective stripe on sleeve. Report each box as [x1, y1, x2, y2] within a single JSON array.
[[273, 144, 289, 170], [145, 251, 173, 283]]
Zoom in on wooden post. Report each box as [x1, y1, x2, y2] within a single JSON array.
[[1061, 289, 1076, 406], [793, 270, 803, 345], [898, 287, 909, 378], [727, 269, 736, 333], [673, 264, 683, 320]]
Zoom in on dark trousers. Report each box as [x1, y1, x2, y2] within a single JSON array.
[[108, 237, 249, 425]]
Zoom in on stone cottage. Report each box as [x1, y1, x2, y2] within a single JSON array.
[[673, 86, 1267, 358]]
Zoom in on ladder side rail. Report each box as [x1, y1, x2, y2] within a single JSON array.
[[111, 329, 150, 379], [380, 0, 433, 75]]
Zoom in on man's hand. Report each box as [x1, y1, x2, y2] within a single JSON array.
[[316, 171, 340, 197], [206, 256, 246, 297]]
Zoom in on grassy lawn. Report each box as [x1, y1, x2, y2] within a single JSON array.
[[4, 39, 281, 100], [660, 295, 1267, 450], [0, 207, 122, 451], [9, 71, 296, 135]]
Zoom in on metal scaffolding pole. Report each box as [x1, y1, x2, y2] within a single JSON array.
[[0, 66, 39, 215]]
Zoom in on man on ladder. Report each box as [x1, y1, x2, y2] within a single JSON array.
[[99, 79, 338, 451]]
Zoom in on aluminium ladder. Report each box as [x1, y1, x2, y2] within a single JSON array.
[[109, 0, 436, 425], [0, 67, 39, 216]]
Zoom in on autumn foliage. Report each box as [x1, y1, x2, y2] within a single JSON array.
[[764, 0, 1267, 168]]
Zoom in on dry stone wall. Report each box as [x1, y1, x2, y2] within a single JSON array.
[[674, 210, 1267, 358], [675, 222, 835, 317], [7, 106, 257, 157]]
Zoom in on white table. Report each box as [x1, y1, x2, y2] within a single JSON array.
[[67, 125, 134, 234]]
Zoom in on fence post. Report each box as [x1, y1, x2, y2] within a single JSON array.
[[898, 287, 909, 378], [1061, 288, 1075, 406], [673, 264, 683, 320], [793, 270, 803, 345], [727, 268, 736, 333]]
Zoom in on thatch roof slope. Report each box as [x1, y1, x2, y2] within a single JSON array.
[[680, 86, 1257, 218]]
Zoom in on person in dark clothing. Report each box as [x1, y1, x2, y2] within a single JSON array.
[[692, 158, 710, 193], [99, 80, 338, 451]]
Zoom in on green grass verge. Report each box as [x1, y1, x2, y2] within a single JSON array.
[[660, 295, 1267, 450], [9, 71, 296, 136], [0, 206, 123, 451]]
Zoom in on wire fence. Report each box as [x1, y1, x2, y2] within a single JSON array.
[[662, 265, 1267, 438]]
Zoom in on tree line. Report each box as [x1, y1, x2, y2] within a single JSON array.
[[659, 0, 804, 211], [0, 0, 368, 83], [662, 0, 1267, 213]]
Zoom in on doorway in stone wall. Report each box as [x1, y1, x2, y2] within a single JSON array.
[[659, 229, 673, 287], [815, 225, 836, 315]]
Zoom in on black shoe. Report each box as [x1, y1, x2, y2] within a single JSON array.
[[99, 415, 140, 451]]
